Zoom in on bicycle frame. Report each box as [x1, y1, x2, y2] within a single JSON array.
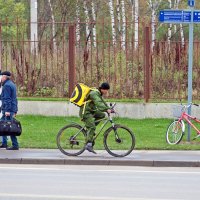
[[77, 114, 115, 141], [178, 112, 200, 135]]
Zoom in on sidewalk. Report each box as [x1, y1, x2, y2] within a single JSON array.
[[0, 149, 200, 167]]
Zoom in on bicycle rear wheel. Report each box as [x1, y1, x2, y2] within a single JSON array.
[[103, 124, 135, 157], [166, 120, 184, 145], [56, 124, 86, 156]]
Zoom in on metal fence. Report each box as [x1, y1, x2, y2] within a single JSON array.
[[151, 39, 200, 101], [0, 20, 199, 101]]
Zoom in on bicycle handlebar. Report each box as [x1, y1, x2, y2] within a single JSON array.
[[107, 103, 116, 115], [109, 102, 116, 109], [181, 103, 199, 111]]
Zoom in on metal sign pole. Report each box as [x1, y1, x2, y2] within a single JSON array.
[[159, 0, 197, 142], [187, 1, 195, 141]]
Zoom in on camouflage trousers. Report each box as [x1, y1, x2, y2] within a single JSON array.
[[82, 111, 105, 143]]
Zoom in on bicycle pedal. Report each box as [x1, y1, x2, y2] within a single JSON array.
[[116, 138, 122, 143], [69, 136, 79, 145], [70, 141, 79, 145]]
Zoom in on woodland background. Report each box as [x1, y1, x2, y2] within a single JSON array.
[[1, 0, 200, 100]]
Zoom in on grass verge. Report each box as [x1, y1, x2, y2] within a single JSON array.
[[8, 115, 200, 150]]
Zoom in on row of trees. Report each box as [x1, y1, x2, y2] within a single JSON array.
[[1, 0, 200, 49], [37, 0, 200, 50], [0, 0, 200, 99]]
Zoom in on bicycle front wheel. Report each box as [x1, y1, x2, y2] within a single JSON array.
[[166, 120, 184, 145], [56, 124, 86, 156], [104, 124, 135, 157]]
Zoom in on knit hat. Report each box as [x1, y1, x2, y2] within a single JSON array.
[[1, 71, 11, 76], [100, 82, 110, 90]]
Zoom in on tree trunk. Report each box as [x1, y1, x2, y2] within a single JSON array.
[[91, 1, 97, 47], [167, 0, 172, 47], [76, 2, 80, 43], [121, 0, 126, 50], [48, 0, 57, 51], [175, 0, 185, 47], [133, 0, 139, 50], [149, 0, 156, 51], [116, 0, 121, 34], [108, 0, 116, 46], [84, 0, 91, 47]]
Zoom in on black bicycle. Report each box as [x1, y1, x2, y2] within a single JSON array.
[[56, 103, 135, 157]]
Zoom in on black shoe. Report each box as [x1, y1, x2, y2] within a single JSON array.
[[6, 146, 19, 150], [0, 144, 7, 148], [85, 142, 96, 154]]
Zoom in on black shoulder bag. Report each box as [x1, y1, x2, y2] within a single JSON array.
[[0, 118, 22, 136]]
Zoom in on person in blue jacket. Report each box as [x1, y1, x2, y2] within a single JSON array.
[[0, 71, 19, 150], [0, 74, 2, 145]]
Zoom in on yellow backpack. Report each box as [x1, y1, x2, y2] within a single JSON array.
[[70, 83, 95, 107]]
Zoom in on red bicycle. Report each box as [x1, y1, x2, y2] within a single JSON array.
[[166, 103, 200, 145]]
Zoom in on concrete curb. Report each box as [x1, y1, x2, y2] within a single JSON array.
[[0, 149, 200, 167], [0, 158, 199, 167]]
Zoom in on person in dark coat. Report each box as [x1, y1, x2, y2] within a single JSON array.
[[0, 71, 19, 150]]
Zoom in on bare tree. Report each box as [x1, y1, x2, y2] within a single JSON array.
[[76, 1, 80, 43], [167, 0, 172, 47], [91, 1, 97, 47], [84, 0, 91, 47], [116, 0, 121, 34], [133, 0, 139, 50], [108, 0, 116, 46], [48, 0, 57, 51], [148, 0, 161, 50], [175, 0, 185, 47], [167, 0, 185, 47], [121, 0, 126, 50]]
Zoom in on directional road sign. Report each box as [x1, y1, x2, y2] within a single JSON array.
[[159, 10, 200, 23], [194, 11, 200, 22], [159, 10, 191, 23]]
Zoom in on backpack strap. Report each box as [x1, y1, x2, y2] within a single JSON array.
[[82, 100, 91, 115], [82, 88, 100, 115]]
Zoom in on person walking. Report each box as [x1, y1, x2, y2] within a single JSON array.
[[79, 82, 112, 154], [0, 71, 19, 150]]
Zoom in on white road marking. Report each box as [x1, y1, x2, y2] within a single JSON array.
[[0, 165, 199, 174], [0, 193, 180, 200]]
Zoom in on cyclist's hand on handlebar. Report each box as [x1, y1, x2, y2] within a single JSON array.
[[107, 109, 115, 114], [107, 109, 112, 114], [111, 109, 115, 113]]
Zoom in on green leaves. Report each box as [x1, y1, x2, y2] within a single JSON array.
[[0, 0, 26, 40]]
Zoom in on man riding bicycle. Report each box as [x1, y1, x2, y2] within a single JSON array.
[[79, 82, 112, 154]]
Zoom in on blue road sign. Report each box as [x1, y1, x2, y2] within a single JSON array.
[[159, 10, 200, 23], [183, 11, 192, 22], [188, 0, 195, 7], [194, 11, 200, 22], [159, 10, 191, 23]]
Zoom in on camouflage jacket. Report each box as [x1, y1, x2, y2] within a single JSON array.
[[79, 89, 109, 117]]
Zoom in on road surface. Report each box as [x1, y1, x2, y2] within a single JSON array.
[[0, 164, 199, 200]]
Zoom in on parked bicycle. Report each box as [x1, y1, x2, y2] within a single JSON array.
[[166, 103, 200, 145], [56, 103, 135, 157]]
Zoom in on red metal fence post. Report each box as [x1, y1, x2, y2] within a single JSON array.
[[68, 24, 76, 97], [144, 26, 151, 102]]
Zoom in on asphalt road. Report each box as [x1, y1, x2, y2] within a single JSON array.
[[0, 165, 199, 200]]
